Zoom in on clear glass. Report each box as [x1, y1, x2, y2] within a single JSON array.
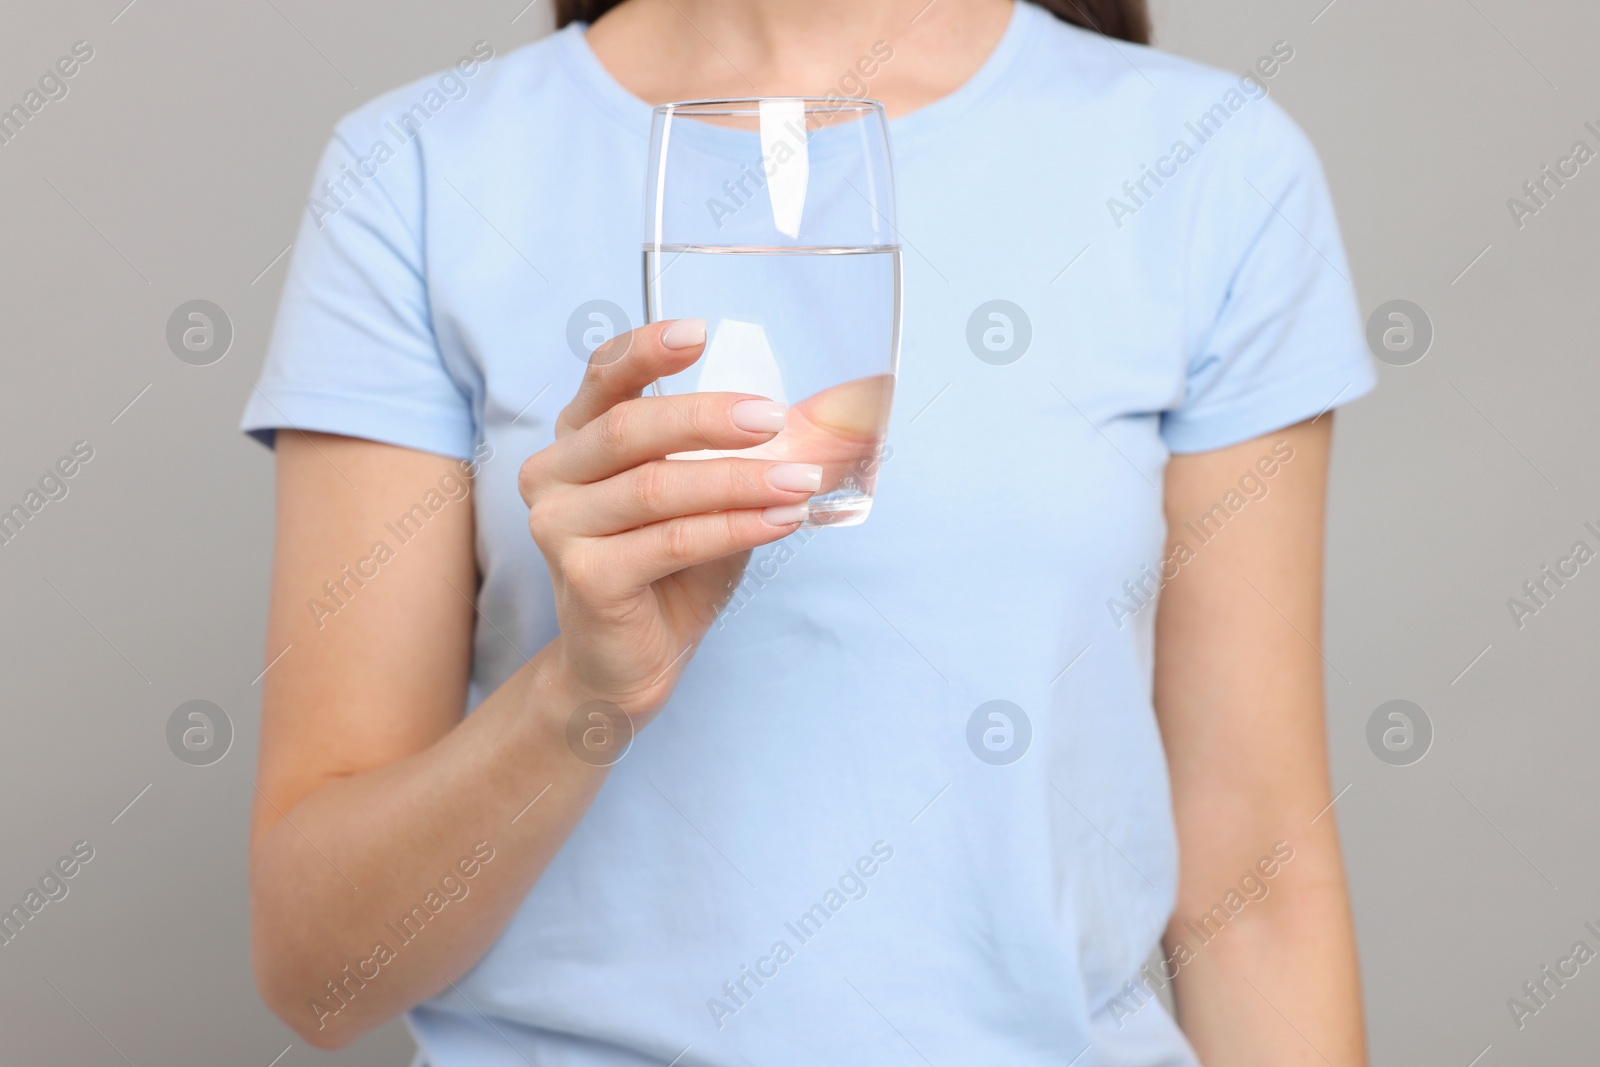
[[644, 98, 901, 528]]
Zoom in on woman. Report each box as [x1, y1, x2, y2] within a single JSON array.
[[243, 0, 1372, 1063]]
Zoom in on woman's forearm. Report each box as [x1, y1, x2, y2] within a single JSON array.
[[250, 642, 606, 1048], [1166, 820, 1365, 1066]]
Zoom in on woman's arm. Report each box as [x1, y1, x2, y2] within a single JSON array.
[[1154, 416, 1366, 1065], [250, 431, 606, 1049], [250, 321, 818, 1047]]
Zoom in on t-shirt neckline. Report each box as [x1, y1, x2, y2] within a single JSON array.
[[557, 0, 1041, 149]]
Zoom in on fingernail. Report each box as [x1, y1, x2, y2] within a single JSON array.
[[761, 504, 809, 526], [766, 463, 822, 492], [730, 399, 786, 433], [661, 318, 706, 349]]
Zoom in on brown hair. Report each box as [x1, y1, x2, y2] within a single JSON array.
[[555, 0, 1150, 45]]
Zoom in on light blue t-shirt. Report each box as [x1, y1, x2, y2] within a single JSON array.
[[243, 4, 1375, 1064]]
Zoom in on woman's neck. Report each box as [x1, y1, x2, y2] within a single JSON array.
[[583, 0, 1015, 116]]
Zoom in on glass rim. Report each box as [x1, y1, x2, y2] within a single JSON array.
[[652, 96, 886, 118]]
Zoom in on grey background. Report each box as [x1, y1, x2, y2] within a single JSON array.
[[1, 0, 1596, 1063]]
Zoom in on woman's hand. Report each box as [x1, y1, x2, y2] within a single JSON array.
[[519, 318, 821, 716]]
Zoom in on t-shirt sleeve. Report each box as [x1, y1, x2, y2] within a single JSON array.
[[1160, 97, 1376, 454], [240, 117, 477, 460]]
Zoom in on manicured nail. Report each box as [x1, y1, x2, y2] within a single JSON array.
[[761, 504, 809, 526], [766, 463, 822, 492], [661, 318, 706, 349], [730, 399, 786, 433]]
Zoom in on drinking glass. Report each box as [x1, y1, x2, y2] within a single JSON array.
[[643, 98, 901, 528]]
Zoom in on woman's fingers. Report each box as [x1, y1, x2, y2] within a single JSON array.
[[572, 458, 822, 536], [522, 316, 826, 594], [602, 505, 809, 591], [555, 318, 707, 439], [753, 374, 895, 493], [549, 392, 788, 486]]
